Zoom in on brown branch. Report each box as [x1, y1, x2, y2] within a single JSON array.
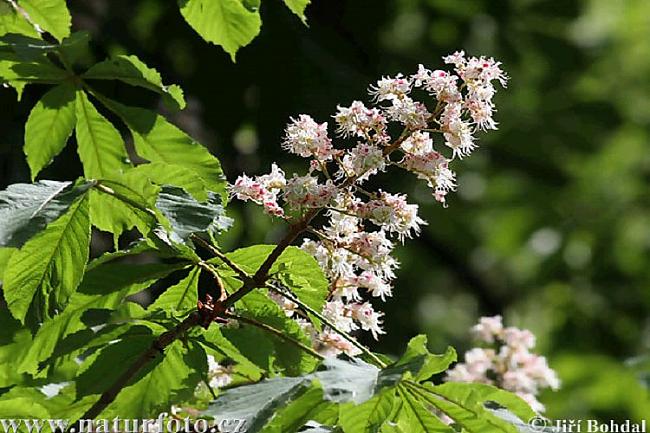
[[77, 129, 414, 420]]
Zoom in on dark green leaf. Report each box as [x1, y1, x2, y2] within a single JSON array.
[[17, 262, 184, 374], [0, 179, 90, 248], [203, 376, 310, 433], [156, 185, 232, 243]]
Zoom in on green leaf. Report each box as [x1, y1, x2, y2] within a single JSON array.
[[102, 99, 226, 196], [148, 266, 199, 317], [0, 247, 16, 278], [0, 397, 50, 418], [76, 329, 157, 399], [283, 0, 310, 23], [218, 245, 328, 318], [24, 82, 76, 179], [156, 185, 232, 243], [178, 0, 261, 61], [204, 376, 310, 433], [262, 386, 338, 433], [396, 386, 453, 433], [129, 162, 208, 202], [339, 389, 395, 433], [0, 51, 66, 97], [0, 179, 91, 248], [3, 194, 90, 323], [414, 383, 521, 433], [392, 335, 456, 382], [103, 340, 205, 418], [17, 262, 184, 374], [430, 382, 536, 424], [17, 0, 71, 41], [75, 90, 129, 178], [227, 290, 318, 375], [195, 326, 264, 381], [0, 3, 39, 37], [90, 172, 159, 240], [83, 55, 185, 110], [313, 357, 381, 404]]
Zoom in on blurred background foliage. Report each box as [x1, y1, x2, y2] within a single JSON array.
[[1, 0, 649, 423]]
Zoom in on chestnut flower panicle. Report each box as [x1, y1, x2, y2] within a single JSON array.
[[229, 52, 507, 357], [445, 316, 560, 414]]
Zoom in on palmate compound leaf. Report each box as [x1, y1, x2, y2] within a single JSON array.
[[156, 185, 233, 244], [16, 262, 187, 375], [83, 54, 185, 110], [261, 387, 338, 433], [338, 389, 396, 433], [2, 193, 90, 323], [205, 357, 383, 433], [17, 0, 71, 42], [395, 385, 453, 433], [0, 179, 91, 248], [178, 0, 261, 61], [23, 82, 76, 179]]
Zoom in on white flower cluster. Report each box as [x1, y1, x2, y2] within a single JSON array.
[[445, 316, 560, 413], [230, 52, 507, 356]]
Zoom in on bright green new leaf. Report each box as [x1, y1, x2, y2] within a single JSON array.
[[148, 266, 200, 316], [0, 179, 91, 248], [178, 0, 261, 61], [283, 0, 310, 23], [83, 55, 185, 110], [17, 262, 184, 374], [75, 90, 129, 179], [17, 0, 71, 41], [0, 3, 39, 37], [103, 99, 226, 196], [24, 83, 76, 179], [3, 194, 90, 323], [391, 335, 456, 382], [0, 51, 66, 97]]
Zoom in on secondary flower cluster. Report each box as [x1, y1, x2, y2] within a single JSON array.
[[230, 51, 507, 356], [445, 316, 560, 413]]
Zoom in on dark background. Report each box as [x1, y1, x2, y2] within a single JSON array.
[[1, 0, 649, 421]]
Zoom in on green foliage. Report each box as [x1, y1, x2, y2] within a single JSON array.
[[204, 338, 533, 433], [177, 0, 310, 61], [0, 1, 542, 431], [3, 193, 90, 323], [24, 83, 76, 179]]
